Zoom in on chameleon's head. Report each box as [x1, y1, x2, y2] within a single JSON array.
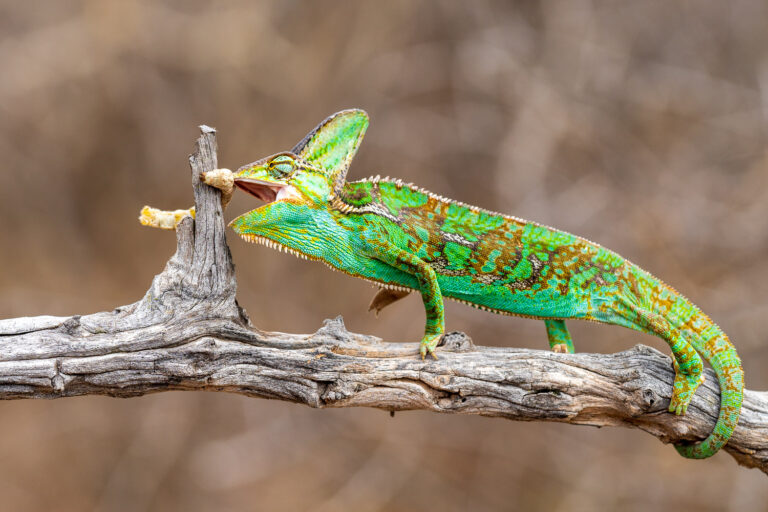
[[232, 109, 369, 209], [229, 109, 369, 244], [231, 151, 310, 205]]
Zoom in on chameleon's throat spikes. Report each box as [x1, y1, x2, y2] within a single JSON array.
[[239, 234, 312, 260]]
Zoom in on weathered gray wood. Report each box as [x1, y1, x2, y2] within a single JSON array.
[[0, 127, 765, 474]]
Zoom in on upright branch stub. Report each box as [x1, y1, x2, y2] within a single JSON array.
[[136, 126, 243, 325], [189, 126, 236, 298]]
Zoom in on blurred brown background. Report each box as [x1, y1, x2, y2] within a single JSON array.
[[1, 1, 767, 510]]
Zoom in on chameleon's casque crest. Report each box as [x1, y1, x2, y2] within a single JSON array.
[[292, 109, 369, 187], [226, 109, 744, 462]]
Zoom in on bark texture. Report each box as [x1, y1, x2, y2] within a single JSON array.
[[1, 127, 766, 474]]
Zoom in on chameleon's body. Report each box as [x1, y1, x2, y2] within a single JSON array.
[[223, 109, 743, 460]]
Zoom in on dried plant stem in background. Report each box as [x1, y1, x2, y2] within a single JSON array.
[[0, 128, 766, 474]]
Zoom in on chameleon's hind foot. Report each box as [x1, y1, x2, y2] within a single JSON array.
[[669, 363, 704, 415], [544, 320, 575, 353], [419, 334, 443, 360]]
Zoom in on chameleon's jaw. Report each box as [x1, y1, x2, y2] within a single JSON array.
[[234, 178, 302, 205]]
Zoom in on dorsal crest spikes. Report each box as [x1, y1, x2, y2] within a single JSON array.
[[291, 109, 369, 188]]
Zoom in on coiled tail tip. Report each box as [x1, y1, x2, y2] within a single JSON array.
[[673, 364, 743, 459], [674, 436, 724, 459]]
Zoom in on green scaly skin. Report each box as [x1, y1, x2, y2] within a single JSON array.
[[228, 109, 744, 459]]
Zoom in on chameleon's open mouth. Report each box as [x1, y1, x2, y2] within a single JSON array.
[[235, 178, 301, 205]]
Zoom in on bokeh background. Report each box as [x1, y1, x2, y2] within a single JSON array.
[[1, 1, 767, 510]]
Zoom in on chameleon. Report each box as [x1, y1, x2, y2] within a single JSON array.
[[197, 109, 743, 460]]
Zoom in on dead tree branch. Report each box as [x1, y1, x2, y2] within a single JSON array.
[[1, 127, 766, 474]]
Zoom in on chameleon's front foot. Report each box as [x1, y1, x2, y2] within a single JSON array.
[[419, 333, 443, 360]]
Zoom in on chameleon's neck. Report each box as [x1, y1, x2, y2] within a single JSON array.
[[327, 177, 366, 215]]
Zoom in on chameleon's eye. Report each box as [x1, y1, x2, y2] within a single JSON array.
[[268, 155, 296, 178]]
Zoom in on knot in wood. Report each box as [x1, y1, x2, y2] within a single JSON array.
[[439, 331, 475, 352]]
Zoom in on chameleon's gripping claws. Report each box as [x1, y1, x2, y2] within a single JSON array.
[[669, 354, 708, 415], [545, 319, 575, 354], [209, 109, 742, 460], [420, 333, 443, 360]]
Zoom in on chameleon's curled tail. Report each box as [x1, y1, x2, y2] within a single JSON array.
[[674, 321, 744, 458]]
